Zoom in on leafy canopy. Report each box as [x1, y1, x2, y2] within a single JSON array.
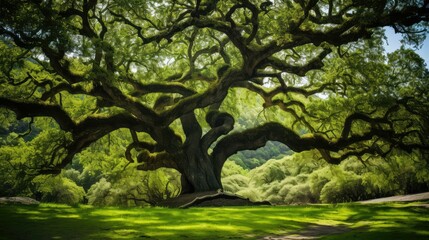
[[0, 0, 428, 191]]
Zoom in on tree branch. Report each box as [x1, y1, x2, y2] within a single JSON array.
[[212, 116, 429, 176], [262, 48, 332, 76], [0, 97, 75, 131], [201, 110, 235, 151], [129, 81, 196, 97]]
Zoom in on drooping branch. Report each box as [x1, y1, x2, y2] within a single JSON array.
[[17, 117, 35, 138], [72, 114, 152, 141], [136, 152, 179, 171], [201, 110, 235, 151], [0, 93, 170, 174], [92, 84, 161, 126], [0, 27, 37, 49], [38, 113, 158, 174], [212, 112, 429, 176], [40, 83, 88, 101], [339, 112, 392, 140], [0, 97, 75, 131], [125, 141, 158, 163]]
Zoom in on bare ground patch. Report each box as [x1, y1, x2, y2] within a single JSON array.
[[359, 192, 429, 204], [262, 224, 350, 240]]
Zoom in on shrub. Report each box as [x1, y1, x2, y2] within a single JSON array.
[[222, 174, 249, 193], [278, 183, 294, 201], [221, 161, 248, 178], [262, 181, 284, 204], [284, 183, 316, 204], [320, 172, 366, 203], [34, 176, 85, 205], [86, 177, 112, 206], [249, 159, 289, 185], [87, 168, 181, 206], [236, 188, 263, 202], [308, 167, 332, 198]]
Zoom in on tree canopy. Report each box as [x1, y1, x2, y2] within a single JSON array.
[[1, 0, 429, 194]]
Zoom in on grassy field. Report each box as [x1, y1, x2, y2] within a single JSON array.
[[0, 202, 428, 240]]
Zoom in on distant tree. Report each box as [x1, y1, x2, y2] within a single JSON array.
[[1, 0, 428, 195]]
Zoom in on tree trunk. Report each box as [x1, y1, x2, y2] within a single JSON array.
[[173, 111, 223, 194], [177, 145, 222, 194]]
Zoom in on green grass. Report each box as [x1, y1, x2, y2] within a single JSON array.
[[0, 202, 428, 239]]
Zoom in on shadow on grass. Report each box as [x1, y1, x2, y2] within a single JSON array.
[[321, 203, 429, 240], [0, 203, 428, 240], [0, 205, 314, 239]]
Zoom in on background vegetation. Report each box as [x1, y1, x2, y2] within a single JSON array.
[[1, 113, 428, 206]]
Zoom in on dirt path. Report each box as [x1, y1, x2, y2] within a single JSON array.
[[358, 192, 429, 203], [262, 224, 350, 240], [262, 192, 429, 240]]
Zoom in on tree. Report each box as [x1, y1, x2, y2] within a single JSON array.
[[0, 0, 428, 194]]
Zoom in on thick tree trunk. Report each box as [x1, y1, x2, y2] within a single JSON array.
[[174, 111, 224, 194], [177, 145, 222, 194]]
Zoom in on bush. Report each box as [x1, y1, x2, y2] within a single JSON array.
[[278, 183, 294, 200], [86, 178, 112, 206], [284, 183, 316, 204], [262, 181, 284, 204], [308, 167, 332, 198], [62, 169, 81, 183], [320, 172, 367, 203], [221, 161, 248, 178], [222, 174, 249, 193], [34, 176, 85, 205], [249, 159, 290, 185], [87, 168, 181, 206], [236, 188, 263, 202]]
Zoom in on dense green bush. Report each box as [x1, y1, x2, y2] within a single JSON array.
[[236, 188, 263, 202], [222, 174, 250, 193], [86, 178, 112, 206], [229, 141, 292, 169], [86, 168, 181, 206], [320, 172, 366, 203], [33, 176, 85, 205], [249, 159, 291, 185], [222, 150, 429, 205], [221, 160, 248, 178], [285, 183, 316, 204]]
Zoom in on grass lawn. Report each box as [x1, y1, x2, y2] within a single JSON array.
[[0, 202, 428, 239]]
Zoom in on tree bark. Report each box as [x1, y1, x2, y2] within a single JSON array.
[[177, 144, 222, 194]]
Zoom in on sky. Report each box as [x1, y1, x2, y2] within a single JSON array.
[[384, 27, 429, 66]]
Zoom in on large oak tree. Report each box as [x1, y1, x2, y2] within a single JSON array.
[[1, 0, 428, 194]]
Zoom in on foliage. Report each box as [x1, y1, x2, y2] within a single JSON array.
[[229, 141, 293, 169], [32, 176, 85, 205], [86, 177, 111, 206], [222, 174, 250, 193], [319, 170, 367, 203], [0, 124, 180, 206], [222, 150, 429, 204], [1, 0, 428, 194]]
